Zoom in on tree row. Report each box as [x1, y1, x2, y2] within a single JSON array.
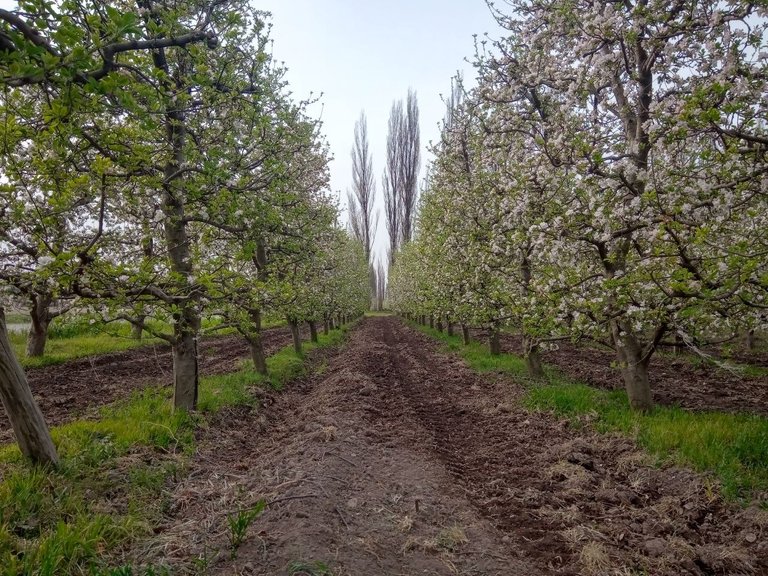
[[389, 0, 768, 411]]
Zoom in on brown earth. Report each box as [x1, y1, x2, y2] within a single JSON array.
[[127, 317, 766, 575], [0, 326, 295, 443], [473, 330, 768, 416]]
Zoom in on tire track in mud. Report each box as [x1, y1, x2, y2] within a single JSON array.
[[131, 317, 765, 576], [143, 318, 538, 575], [377, 319, 575, 571], [367, 318, 767, 576], [0, 325, 295, 442]]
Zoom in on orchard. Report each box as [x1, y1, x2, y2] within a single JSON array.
[[390, 0, 768, 411], [0, 1, 767, 575]]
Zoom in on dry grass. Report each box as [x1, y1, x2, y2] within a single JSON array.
[[578, 541, 612, 575], [435, 525, 469, 552], [537, 504, 581, 525], [546, 460, 590, 485], [398, 515, 414, 533], [562, 524, 607, 547]]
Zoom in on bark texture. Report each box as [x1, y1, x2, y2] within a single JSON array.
[[26, 293, 53, 357], [489, 327, 501, 356], [612, 322, 653, 412], [0, 309, 58, 465], [523, 337, 544, 378], [289, 320, 302, 355]]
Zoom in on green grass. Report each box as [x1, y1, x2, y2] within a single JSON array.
[[0, 324, 349, 575], [11, 332, 162, 369], [524, 384, 768, 502], [9, 315, 286, 369], [414, 322, 768, 504], [416, 324, 532, 378], [0, 386, 190, 576], [3, 313, 28, 325]]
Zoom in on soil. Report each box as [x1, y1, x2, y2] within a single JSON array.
[[128, 317, 767, 575], [473, 330, 768, 416], [0, 326, 295, 443]]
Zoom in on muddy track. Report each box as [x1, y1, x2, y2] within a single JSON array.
[[0, 326, 295, 442], [132, 317, 766, 576]]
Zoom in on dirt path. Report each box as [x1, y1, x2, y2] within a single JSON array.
[[133, 317, 766, 575], [0, 326, 294, 442]]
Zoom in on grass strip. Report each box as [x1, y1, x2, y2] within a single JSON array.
[[414, 322, 768, 505], [0, 324, 349, 575], [11, 317, 285, 369]]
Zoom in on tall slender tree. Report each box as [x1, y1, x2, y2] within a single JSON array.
[[376, 258, 386, 311], [383, 89, 421, 268], [383, 100, 403, 268], [399, 89, 420, 245], [346, 111, 378, 309], [347, 112, 378, 263]]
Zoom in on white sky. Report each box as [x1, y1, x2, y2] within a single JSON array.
[[0, 0, 501, 265], [256, 0, 500, 264]]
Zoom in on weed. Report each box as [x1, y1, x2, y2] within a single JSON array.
[[191, 545, 217, 575], [10, 315, 285, 368], [227, 499, 266, 556], [435, 525, 468, 552], [288, 560, 334, 576]]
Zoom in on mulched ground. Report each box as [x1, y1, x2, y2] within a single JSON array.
[[125, 317, 766, 576], [472, 330, 768, 416], [0, 326, 294, 443]]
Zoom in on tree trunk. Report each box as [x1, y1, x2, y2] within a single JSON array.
[[745, 329, 756, 352], [489, 326, 501, 356], [446, 318, 454, 337], [462, 325, 470, 346], [523, 337, 544, 378], [673, 331, 685, 356], [249, 336, 267, 375], [172, 321, 199, 411], [247, 309, 267, 375], [612, 321, 653, 412], [158, 56, 201, 412], [0, 309, 58, 465], [323, 314, 330, 335], [26, 294, 52, 358], [26, 321, 48, 358], [308, 321, 318, 343], [429, 315, 434, 329], [436, 317, 444, 332], [131, 315, 146, 340], [289, 320, 302, 355]]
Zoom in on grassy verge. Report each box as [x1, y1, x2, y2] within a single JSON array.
[[414, 323, 768, 505], [12, 332, 163, 369], [10, 316, 285, 369], [0, 325, 349, 575]]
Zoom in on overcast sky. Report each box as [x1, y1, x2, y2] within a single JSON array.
[[256, 0, 501, 264]]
